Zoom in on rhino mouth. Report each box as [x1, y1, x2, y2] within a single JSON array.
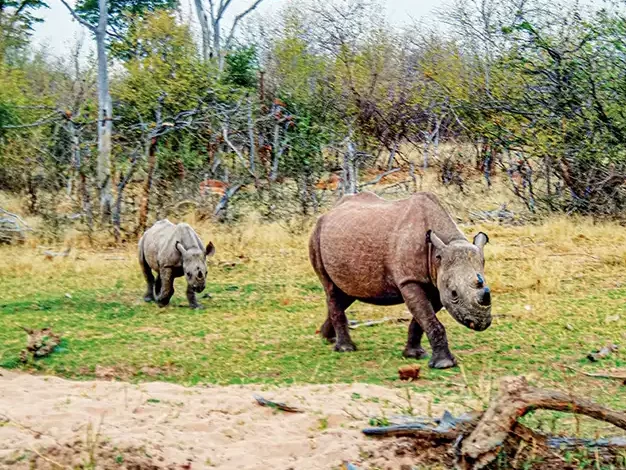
[[467, 316, 492, 331], [447, 305, 492, 331]]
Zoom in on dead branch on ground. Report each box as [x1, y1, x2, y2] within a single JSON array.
[[363, 376, 626, 470]]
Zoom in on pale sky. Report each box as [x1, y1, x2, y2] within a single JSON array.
[[31, 0, 443, 59]]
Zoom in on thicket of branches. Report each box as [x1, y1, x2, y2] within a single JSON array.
[[2, 0, 626, 242]]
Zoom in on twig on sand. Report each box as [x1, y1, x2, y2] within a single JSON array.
[[0, 412, 63, 445], [253, 394, 303, 413], [28, 446, 67, 469]]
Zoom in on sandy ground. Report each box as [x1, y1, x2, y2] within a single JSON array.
[[0, 370, 462, 469]]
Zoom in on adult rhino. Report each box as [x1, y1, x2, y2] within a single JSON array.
[[139, 220, 215, 309], [309, 192, 491, 369]]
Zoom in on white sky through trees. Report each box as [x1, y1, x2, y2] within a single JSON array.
[[32, 0, 442, 59], [31, 0, 602, 60]]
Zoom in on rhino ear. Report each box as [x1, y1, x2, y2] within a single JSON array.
[[176, 241, 187, 256], [426, 230, 447, 251], [205, 241, 215, 257], [473, 232, 489, 249]]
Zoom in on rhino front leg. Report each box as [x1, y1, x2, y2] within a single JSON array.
[[403, 318, 429, 360], [186, 285, 202, 309], [156, 268, 175, 307], [400, 283, 456, 369]]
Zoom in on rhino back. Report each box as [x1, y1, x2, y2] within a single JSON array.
[[140, 220, 176, 270], [317, 192, 464, 299], [318, 193, 407, 298]]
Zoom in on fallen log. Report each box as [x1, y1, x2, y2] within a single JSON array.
[[0, 208, 32, 243], [363, 376, 626, 470], [363, 411, 481, 439], [459, 376, 626, 469]]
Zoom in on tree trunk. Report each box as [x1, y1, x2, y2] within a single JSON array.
[[79, 172, 93, 235], [27, 174, 37, 214], [113, 158, 138, 243], [213, 18, 223, 71], [193, 0, 211, 63], [67, 116, 93, 233], [270, 121, 281, 182], [343, 138, 358, 195], [247, 96, 256, 177], [96, 0, 113, 224], [258, 70, 265, 103], [387, 140, 398, 170], [297, 174, 310, 215], [137, 137, 158, 235]]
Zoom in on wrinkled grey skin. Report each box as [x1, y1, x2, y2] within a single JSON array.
[[309, 191, 491, 369], [138, 220, 215, 309]]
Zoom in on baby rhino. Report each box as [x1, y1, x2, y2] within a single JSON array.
[[139, 220, 215, 308]]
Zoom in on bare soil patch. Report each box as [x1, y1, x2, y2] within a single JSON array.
[[0, 370, 466, 469]]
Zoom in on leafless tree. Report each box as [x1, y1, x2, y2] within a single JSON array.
[[193, 0, 266, 70], [59, 0, 114, 223]]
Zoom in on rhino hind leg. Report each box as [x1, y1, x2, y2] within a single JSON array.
[[403, 318, 429, 360], [140, 250, 156, 302], [309, 223, 356, 352], [326, 288, 356, 352]]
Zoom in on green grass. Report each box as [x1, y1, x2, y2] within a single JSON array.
[[0, 216, 625, 439]]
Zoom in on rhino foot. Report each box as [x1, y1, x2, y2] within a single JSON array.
[[334, 341, 357, 352], [428, 353, 457, 369], [189, 303, 204, 310], [403, 347, 429, 360], [144, 294, 155, 303]]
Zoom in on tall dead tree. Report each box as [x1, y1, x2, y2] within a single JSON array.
[[193, 0, 265, 70], [59, 0, 113, 224]]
